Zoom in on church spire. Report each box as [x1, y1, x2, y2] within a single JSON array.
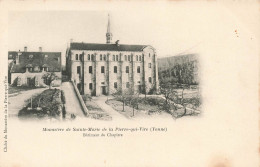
[[106, 14, 112, 44]]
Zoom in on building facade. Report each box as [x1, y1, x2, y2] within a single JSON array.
[[9, 47, 62, 87], [66, 16, 159, 96]]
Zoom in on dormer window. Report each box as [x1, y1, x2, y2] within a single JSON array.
[[26, 64, 33, 72], [42, 64, 48, 72]]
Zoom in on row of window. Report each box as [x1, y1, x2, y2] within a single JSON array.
[[77, 64, 151, 74], [75, 53, 147, 62], [88, 79, 152, 90], [27, 67, 48, 72]]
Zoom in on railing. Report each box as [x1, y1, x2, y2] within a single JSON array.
[[71, 81, 89, 116]]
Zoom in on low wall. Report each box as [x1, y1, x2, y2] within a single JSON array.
[[71, 81, 89, 116]]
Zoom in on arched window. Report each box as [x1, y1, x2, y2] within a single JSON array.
[[128, 55, 130, 61], [104, 55, 106, 61], [91, 54, 94, 61], [139, 55, 141, 61], [76, 54, 78, 60], [113, 55, 115, 61], [88, 54, 90, 61], [124, 55, 127, 61], [136, 55, 138, 61], [100, 54, 102, 61], [116, 55, 118, 61]]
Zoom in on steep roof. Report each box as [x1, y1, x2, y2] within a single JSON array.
[[70, 42, 148, 52], [9, 51, 61, 73]]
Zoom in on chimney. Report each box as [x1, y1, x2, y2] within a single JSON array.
[[16, 50, 22, 64], [39, 47, 42, 52], [24, 46, 27, 52], [115, 40, 120, 46]]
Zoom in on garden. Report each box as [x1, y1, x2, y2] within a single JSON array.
[[18, 88, 65, 120]]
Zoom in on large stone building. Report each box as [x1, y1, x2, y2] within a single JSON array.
[[66, 15, 159, 96], [8, 47, 62, 87]]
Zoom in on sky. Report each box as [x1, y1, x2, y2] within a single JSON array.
[[8, 2, 259, 66]]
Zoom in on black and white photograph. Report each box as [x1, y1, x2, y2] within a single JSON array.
[[8, 11, 201, 121], [0, 1, 259, 167]]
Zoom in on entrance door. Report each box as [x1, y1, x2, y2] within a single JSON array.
[[101, 86, 106, 95]]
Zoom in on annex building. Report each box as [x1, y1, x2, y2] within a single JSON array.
[[66, 15, 159, 96], [8, 47, 62, 87]]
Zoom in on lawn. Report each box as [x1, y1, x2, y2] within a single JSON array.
[[82, 95, 112, 121], [106, 96, 169, 118]]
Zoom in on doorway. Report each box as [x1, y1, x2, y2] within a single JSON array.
[[101, 86, 106, 95]]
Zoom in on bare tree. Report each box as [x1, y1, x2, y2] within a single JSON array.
[[42, 72, 59, 89]]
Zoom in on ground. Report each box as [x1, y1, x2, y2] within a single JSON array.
[[92, 96, 128, 121], [8, 87, 47, 117], [61, 82, 85, 118]]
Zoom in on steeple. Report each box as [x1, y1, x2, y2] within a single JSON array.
[[106, 14, 112, 44]]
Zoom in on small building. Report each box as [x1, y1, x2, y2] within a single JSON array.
[[8, 47, 62, 87]]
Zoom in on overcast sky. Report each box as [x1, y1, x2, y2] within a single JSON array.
[[8, 2, 259, 66]]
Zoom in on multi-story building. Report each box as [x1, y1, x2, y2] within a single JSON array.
[[66, 15, 159, 96], [8, 47, 62, 87]]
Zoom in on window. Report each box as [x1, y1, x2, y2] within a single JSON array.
[[29, 55, 33, 59], [89, 83, 92, 90], [100, 54, 102, 61], [148, 63, 151, 68], [126, 66, 129, 73], [101, 66, 105, 73], [88, 54, 90, 60], [137, 66, 140, 73], [76, 54, 78, 60], [113, 55, 115, 61], [104, 55, 106, 61], [77, 66, 80, 74], [124, 55, 127, 61], [116, 55, 118, 61], [139, 55, 141, 61], [91, 54, 94, 61], [149, 53, 151, 57], [89, 66, 92, 74], [128, 55, 130, 61], [136, 55, 138, 61], [29, 67, 33, 72], [149, 77, 152, 83], [114, 66, 117, 73], [114, 82, 117, 88], [126, 82, 130, 88]]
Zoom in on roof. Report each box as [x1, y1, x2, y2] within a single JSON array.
[[70, 42, 148, 52], [9, 51, 61, 73]]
